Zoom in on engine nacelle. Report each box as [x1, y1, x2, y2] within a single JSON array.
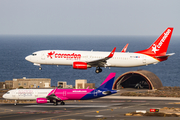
[[73, 62, 91, 69], [102, 91, 111, 95], [36, 98, 49, 104]]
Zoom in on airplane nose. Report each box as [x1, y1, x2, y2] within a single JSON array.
[[25, 55, 31, 61], [2, 94, 6, 99]]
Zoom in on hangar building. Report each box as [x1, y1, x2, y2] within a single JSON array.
[[113, 70, 163, 90]]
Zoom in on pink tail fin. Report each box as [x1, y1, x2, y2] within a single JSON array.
[[135, 27, 173, 56]]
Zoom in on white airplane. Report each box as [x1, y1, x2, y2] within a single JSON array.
[[2, 73, 117, 106], [25, 27, 174, 73], [3, 89, 53, 105]]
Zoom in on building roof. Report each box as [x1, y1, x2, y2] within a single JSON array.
[[113, 70, 163, 90]]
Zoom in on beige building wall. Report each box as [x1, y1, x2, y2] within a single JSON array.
[[75, 79, 87, 89], [12, 77, 51, 88], [0, 82, 5, 89], [5, 81, 13, 89], [57, 81, 67, 88], [66, 85, 73, 88], [85, 83, 95, 89]]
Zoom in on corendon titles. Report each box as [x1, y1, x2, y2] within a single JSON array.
[[157, 29, 171, 49], [48, 51, 81, 60]]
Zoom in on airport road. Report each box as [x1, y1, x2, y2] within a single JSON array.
[[1, 97, 180, 120]]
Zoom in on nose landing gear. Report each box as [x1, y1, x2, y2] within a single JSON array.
[[14, 100, 17, 106], [39, 67, 42, 70]]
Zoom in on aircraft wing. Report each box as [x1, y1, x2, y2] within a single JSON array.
[[46, 93, 61, 101], [87, 47, 116, 67], [46, 88, 68, 101], [46, 93, 69, 101]]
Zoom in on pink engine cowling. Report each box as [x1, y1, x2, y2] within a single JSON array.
[[36, 98, 49, 104]]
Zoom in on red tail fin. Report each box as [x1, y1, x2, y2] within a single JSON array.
[[135, 27, 173, 56]]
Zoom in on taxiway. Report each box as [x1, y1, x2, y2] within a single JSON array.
[[1, 97, 180, 120]]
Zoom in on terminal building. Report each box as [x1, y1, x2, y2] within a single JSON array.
[[75, 79, 95, 89], [0, 77, 95, 89], [57, 81, 73, 88], [57, 80, 95, 89], [0, 77, 51, 89]]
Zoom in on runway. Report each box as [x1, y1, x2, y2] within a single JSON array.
[[24, 103, 123, 108], [1, 97, 180, 120]]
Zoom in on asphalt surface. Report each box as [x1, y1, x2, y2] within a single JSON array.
[[1, 97, 180, 120]]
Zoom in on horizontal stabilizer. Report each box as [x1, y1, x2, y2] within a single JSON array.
[[155, 53, 175, 58]]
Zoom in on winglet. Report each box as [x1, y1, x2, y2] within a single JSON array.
[[121, 43, 129, 52], [108, 47, 116, 58]]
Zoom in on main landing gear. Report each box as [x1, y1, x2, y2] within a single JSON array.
[[95, 67, 102, 73], [53, 101, 65, 106], [60, 101, 65, 105], [38, 64, 42, 70], [39, 67, 42, 70], [14, 100, 17, 106]]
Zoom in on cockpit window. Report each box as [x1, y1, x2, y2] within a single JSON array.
[[32, 54, 37, 56], [6, 92, 10, 94]]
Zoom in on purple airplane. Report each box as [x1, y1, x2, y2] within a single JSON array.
[[37, 73, 117, 105]]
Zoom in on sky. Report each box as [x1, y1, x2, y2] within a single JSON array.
[[0, 0, 179, 36]]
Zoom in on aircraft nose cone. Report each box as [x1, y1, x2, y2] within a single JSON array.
[[25, 55, 31, 61], [2, 94, 6, 99]]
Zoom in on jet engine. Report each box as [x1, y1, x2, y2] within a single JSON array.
[[36, 98, 49, 104], [102, 91, 111, 95], [73, 62, 91, 69]]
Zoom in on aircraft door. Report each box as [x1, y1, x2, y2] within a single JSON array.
[[12, 90, 17, 99], [63, 91, 66, 96], [41, 53, 45, 60], [94, 90, 97, 97], [142, 56, 146, 64], [34, 90, 38, 98]]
